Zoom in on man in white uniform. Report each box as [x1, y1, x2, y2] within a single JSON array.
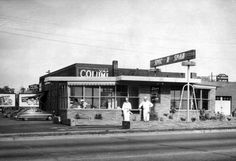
[[122, 97, 132, 121], [139, 96, 153, 122]]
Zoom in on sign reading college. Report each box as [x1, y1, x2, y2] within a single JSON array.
[[150, 50, 196, 68], [78, 68, 109, 77]]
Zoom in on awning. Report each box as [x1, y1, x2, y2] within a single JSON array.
[[68, 81, 116, 86]]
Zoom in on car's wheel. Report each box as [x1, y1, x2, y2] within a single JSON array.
[[47, 116, 53, 121]]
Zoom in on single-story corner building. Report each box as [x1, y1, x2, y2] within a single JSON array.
[[39, 60, 216, 125]]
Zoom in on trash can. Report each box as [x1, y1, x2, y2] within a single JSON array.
[[122, 121, 130, 129]]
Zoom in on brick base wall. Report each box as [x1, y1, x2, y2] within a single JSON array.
[[59, 109, 141, 126]]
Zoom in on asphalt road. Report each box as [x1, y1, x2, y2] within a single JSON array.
[[0, 132, 236, 161]]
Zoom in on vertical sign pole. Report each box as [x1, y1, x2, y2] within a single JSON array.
[[187, 61, 190, 122], [182, 60, 196, 122]]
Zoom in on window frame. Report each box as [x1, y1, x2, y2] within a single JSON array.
[[170, 87, 211, 111]]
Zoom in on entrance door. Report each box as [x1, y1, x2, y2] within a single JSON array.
[[215, 96, 231, 116]]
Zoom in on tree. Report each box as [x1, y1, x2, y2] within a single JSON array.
[[20, 87, 26, 93], [0, 86, 15, 94]]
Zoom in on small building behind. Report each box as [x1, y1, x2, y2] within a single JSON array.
[[201, 78, 236, 116]]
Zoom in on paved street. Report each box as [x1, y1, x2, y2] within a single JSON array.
[[1, 132, 236, 161]]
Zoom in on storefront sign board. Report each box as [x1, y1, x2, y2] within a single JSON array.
[[150, 50, 196, 68], [78, 68, 109, 77]]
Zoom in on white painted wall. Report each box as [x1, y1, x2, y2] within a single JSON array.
[[215, 97, 231, 116]]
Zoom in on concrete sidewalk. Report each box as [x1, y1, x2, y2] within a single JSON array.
[[1, 124, 236, 142], [1, 114, 236, 140]]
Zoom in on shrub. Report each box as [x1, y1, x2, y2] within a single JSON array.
[[180, 117, 186, 121], [210, 116, 217, 120], [132, 115, 136, 121], [199, 109, 209, 121], [219, 113, 225, 121], [205, 113, 211, 120], [191, 118, 196, 122], [170, 107, 176, 114], [163, 113, 168, 117], [150, 113, 158, 120], [95, 113, 102, 120], [75, 113, 80, 119], [160, 117, 164, 121], [199, 116, 206, 121], [227, 117, 231, 121], [169, 115, 173, 119]]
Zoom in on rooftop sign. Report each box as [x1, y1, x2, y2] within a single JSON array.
[[216, 74, 228, 82], [78, 68, 109, 77], [150, 50, 196, 68]]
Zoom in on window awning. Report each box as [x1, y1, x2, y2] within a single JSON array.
[[68, 81, 116, 86]]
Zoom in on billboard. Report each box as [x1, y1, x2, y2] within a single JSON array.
[[0, 94, 16, 107], [19, 94, 39, 107], [150, 50, 196, 68]]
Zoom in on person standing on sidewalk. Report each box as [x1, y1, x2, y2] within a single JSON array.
[[139, 96, 153, 122], [122, 97, 132, 121]]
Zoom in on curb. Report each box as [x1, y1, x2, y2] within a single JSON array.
[[1, 127, 236, 141]]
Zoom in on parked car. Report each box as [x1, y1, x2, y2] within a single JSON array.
[[15, 108, 53, 121], [3, 108, 16, 118], [9, 108, 28, 119]]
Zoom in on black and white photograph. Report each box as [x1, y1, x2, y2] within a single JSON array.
[[0, 0, 236, 160]]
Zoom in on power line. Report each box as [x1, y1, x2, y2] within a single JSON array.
[[0, 29, 159, 55], [0, 15, 129, 37], [0, 17, 186, 51], [1, 15, 236, 46], [1, 29, 236, 62], [1, 16, 236, 60]]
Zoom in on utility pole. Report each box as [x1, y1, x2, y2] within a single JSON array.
[[182, 60, 196, 122]]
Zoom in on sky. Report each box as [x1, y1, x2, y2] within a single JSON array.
[[0, 0, 236, 91]]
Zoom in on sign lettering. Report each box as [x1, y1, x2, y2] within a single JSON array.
[[79, 68, 109, 77], [150, 50, 196, 68]]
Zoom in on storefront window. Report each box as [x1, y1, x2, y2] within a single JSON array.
[[69, 85, 140, 110], [171, 89, 186, 110], [116, 85, 128, 109], [70, 87, 83, 108], [84, 87, 99, 109], [71, 86, 83, 97], [115, 85, 139, 109], [69, 86, 115, 109], [100, 87, 115, 109], [171, 87, 210, 111], [129, 86, 139, 109], [195, 89, 210, 110]]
